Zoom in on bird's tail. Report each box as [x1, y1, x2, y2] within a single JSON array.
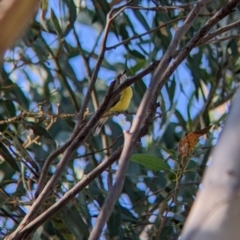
[[93, 117, 108, 136]]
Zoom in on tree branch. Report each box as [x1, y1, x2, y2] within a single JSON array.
[[199, 18, 240, 45], [202, 34, 240, 45], [6, 147, 123, 239], [88, 0, 240, 238], [88, 102, 158, 240], [35, 57, 158, 199], [5, 101, 158, 240], [7, 79, 117, 239]]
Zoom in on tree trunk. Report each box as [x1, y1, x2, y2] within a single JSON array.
[[181, 87, 240, 240], [0, 0, 41, 59]]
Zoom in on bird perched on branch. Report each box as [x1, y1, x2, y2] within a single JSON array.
[[94, 70, 133, 135]]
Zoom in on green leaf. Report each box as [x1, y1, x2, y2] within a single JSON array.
[[133, 78, 147, 104], [130, 154, 170, 171], [0, 190, 8, 207], [132, 10, 150, 31], [120, 205, 138, 223], [107, 208, 121, 238], [50, 8, 63, 36], [11, 136, 39, 171], [0, 142, 20, 172], [59, 56, 79, 83], [0, 99, 16, 118], [62, 0, 77, 36], [128, 49, 145, 59], [175, 109, 187, 129], [119, 24, 130, 41], [22, 121, 56, 147], [2, 76, 29, 110], [167, 78, 176, 105], [128, 59, 147, 75], [61, 204, 90, 239], [92, 0, 110, 25]]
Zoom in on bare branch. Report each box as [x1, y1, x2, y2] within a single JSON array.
[[199, 18, 240, 45], [89, 103, 158, 240], [5, 102, 158, 240], [35, 57, 158, 199], [124, 5, 186, 12], [5, 147, 123, 239], [173, 17, 240, 57], [202, 34, 240, 45]]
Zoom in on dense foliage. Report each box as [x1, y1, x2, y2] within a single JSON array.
[[1, 0, 240, 239]]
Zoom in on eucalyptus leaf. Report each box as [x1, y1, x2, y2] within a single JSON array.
[[130, 154, 170, 171]]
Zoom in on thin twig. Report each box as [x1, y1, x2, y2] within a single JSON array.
[[73, 25, 109, 190], [192, 63, 225, 128], [155, 198, 175, 240], [202, 34, 240, 45], [40, 35, 80, 111], [125, 5, 185, 12], [73, 26, 99, 111], [173, 18, 240, 57], [210, 88, 237, 109], [199, 18, 240, 45]]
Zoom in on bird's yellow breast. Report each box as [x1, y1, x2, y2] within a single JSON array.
[[109, 86, 133, 112]]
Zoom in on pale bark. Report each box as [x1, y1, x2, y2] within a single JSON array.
[[181, 87, 240, 240], [0, 0, 41, 59]]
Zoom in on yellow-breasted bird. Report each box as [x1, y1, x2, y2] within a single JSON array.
[[94, 70, 133, 135]]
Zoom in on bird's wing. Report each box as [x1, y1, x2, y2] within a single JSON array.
[[104, 70, 127, 112], [93, 70, 128, 135]]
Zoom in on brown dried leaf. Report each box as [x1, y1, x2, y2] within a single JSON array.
[[178, 125, 212, 157]]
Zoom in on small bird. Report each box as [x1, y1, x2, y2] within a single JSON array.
[[94, 70, 133, 135]]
